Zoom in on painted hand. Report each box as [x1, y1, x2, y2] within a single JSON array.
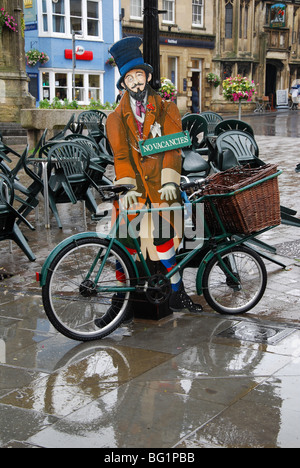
[[122, 190, 142, 209], [158, 184, 177, 201]]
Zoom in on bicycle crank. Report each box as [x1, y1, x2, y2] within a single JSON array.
[[145, 274, 172, 305]]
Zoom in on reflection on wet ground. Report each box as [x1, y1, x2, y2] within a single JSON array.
[[230, 109, 300, 138], [0, 111, 299, 448]]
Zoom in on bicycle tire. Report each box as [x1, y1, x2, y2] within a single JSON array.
[[202, 246, 267, 315], [42, 237, 136, 341]]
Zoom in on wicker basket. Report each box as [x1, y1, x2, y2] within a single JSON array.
[[202, 164, 281, 235]]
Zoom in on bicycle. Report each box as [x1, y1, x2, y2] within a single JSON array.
[[38, 170, 281, 342]]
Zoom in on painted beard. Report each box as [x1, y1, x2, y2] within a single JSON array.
[[126, 84, 149, 102]]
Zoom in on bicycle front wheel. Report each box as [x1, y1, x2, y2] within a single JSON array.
[[42, 237, 136, 341], [203, 246, 267, 315]]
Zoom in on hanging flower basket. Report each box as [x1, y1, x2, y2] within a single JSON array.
[[0, 7, 18, 34], [25, 49, 49, 67], [158, 77, 178, 102], [222, 75, 257, 103], [105, 57, 116, 67], [223, 75, 258, 119], [206, 73, 221, 88]]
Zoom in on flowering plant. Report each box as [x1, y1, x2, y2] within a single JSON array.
[[207, 72, 221, 88], [106, 57, 116, 67], [222, 75, 257, 102], [0, 7, 18, 33], [158, 77, 177, 102], [25, 49, 49, 67]]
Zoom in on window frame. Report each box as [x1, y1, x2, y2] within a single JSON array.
[[38, 0, 103, 41], [192, 0, 204, 28], [162, 0, 175, 25], [225, 1, 233, 39], [40, 69, 104, 105], [130, 0, 144, 20]]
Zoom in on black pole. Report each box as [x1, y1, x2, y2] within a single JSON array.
[[143, 0, 161, 91]]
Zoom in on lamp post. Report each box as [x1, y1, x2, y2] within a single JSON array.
[[72, 30, 82, 101], [143, 0, 166, 91]]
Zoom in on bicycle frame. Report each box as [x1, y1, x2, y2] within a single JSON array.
[[39, 171, 282, 297]]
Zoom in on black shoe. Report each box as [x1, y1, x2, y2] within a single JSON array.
[[169, 283, 203, 313], [95, 294, 133, 328], [296, 163, 300, 173]]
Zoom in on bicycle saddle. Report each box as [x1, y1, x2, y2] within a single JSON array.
[[97, 184, 135, 201]]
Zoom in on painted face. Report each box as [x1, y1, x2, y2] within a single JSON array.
[[124, 69, 147, 93]]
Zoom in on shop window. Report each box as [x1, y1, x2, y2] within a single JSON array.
[[55, 73, 68, 100], [42, 72, 50, 100], [40, 70, 102, 104], [74, 74, 85, 101], [168, 57, 178, 89], [89, 75, 101, 101]]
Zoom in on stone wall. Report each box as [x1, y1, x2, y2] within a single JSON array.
[[0, 0, 35, 122]]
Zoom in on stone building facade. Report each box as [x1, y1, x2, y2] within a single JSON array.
[[0, 0, 35, 122], [121, 0, 300, 114]]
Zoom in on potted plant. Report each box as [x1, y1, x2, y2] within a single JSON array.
[[158, 77, 178, 102], [207, 72, 221, 88], [0, 7, 18, 34], [222, 75, 257, 119], [25, 49, 49, 67], [105, 57, 116, 67]]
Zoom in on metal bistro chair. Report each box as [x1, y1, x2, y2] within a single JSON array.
[[46, 142, 98, 228], [0, 173, 36, 261], [77, 110, 107, 144], [181, 114, 210, 179]]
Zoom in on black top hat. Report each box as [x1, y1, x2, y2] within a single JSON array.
[[109, 37, 153, 90]]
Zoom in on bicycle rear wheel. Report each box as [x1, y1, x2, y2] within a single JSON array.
[[203, 246, 267, 315], [42, 237, 135, 341]]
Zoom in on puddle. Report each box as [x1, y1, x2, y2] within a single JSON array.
[[218, 321, 296, 345]]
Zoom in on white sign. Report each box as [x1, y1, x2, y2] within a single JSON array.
[[276, 89, 288, 107], [76, 45, 85, 56]]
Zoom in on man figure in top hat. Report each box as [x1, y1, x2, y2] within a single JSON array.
[[96, 37, 202, 327]]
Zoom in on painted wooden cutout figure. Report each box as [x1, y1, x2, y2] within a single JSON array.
[[104, 37, 202, 320]]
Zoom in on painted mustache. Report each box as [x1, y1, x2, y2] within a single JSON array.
[[131, 82, 144, 90]]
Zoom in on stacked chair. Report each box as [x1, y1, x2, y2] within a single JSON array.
[[0, 173, 35, 261], [0, 110, 114, 260]]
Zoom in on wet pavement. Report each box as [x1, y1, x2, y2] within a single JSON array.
[[0, 109, 299, 448]]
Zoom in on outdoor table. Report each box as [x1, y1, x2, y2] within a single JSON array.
[[254, 98, 264, 113]]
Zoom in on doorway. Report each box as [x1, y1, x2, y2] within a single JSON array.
[[191, 59, 202, 113], [266, 63, 277, 108]]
